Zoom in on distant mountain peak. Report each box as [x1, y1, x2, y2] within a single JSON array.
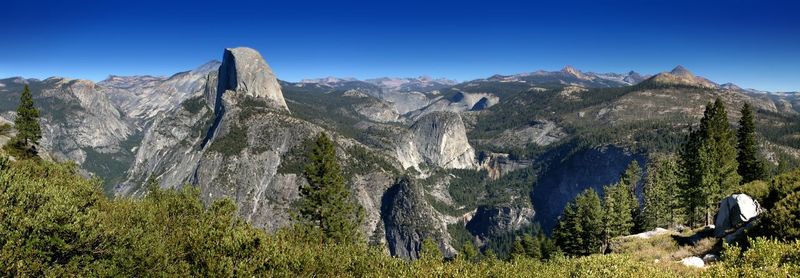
[[670, 65, 693, 77], [644, 65, 717, 89], [191, 60, 222, 75], [561, 65, 592, 80], [721, 83, 742, 91], [561, 65, 580, 75]]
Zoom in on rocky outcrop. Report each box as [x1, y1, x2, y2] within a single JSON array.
[[216, 47, 288, 111], [465, 205, 535, 239], [484, 120, 566, 150], [395, 111, 477, 170], [117, 96, 215, 196], [408, 91, 499, 118], [478, 152, 532, 180], [343, 89, 402, 123], [381, 178, 452, 259]]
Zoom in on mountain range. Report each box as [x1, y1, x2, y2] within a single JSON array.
[[1, 47, 799, 259]]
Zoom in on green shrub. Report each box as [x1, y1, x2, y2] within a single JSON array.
[[762, 169, 800, 209], [180, 96, 206, 114], [733, 180, 770, 202], [206, 124, 248, 156], [2, 158, 800, 276], [756, 192, 800, 241], [708, 238, 800, 276]]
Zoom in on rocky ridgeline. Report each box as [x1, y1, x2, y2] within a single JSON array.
[[100, 60, 219, 123]]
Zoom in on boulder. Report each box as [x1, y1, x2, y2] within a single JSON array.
[[680, 256, 705, 268], [714, 194, 762, 238]]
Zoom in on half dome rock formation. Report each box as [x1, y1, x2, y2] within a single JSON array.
[[216, 47, 288, 111], [396, 111, 477, 170]]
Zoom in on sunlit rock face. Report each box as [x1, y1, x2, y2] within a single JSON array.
[[396, 111, 477, 170]]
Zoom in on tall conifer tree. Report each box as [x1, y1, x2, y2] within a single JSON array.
[[737, 103, 767, 183], [681, 99, 740, 226], [554, 188, 604, 256], [640, 154, 683, 230], [295, 133, 364, 244], [14, 85, 41, 147]]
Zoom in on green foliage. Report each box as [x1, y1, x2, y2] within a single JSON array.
[[620, 160, 643, 190], [709, 238, 800, 276], [761, 169, 800, 210], [603, 182, 635, 244], [295, 133, 364, 244], [206, 123, 248, 156], [511, 238, 526, 259], [640, 154, 684, 230], [737, 103, 768, 183], [0, 159, 105, 276], [681, 99, 741, 226], [344, 145, 399, 178], [446, 167, 537, 211], [419, 237, 443, 262], [13, 85, 42, 147], [554, 188, 605, 256], [755, 191, 800, 241], [3, 141, 800, 276], [734, 180, 770, 202], [459, 240, 479, 263], [447, 223, 475, 252], [180, 96, 206, 114]]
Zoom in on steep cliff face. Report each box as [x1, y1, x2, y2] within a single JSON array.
[[532, 146, 645, 232], [381, 178, 454, 259], [466, 205, 535, 239], [216, 47, 288, 111], [117, 95, 215, 196], [396, 111, 477, 170]]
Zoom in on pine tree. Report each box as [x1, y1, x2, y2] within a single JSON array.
[[619, 160, 642, 194], [13, 85, 41, 147], [295, 133, 364, 244], [511, 238, 526, 260], [603, 182, 634, 246], [419, 237, 443, 261], [459, 240, 478, 262], [553, 201, 581, 256], [554, 188, 604, 256], [640, 154, 683, 230], [737, 103, 767, 183], [681, 99, 741, 226], [521, 233, 542, 259]]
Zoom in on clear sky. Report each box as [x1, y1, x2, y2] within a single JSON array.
[[1, 0, 798, 91]]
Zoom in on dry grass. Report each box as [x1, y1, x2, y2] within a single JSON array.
[[608, 227, 721, 273]]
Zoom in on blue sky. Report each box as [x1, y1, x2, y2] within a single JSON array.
[[1, 0, 798, 91]]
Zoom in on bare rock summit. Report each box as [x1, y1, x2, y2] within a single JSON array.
[[217, 47, 288, 111]]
